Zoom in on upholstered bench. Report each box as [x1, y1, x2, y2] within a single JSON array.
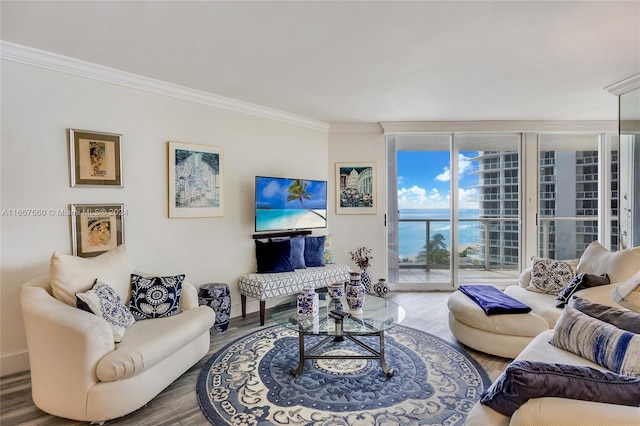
[[239, 264, 351, 325], [447, 290, 549, 358]]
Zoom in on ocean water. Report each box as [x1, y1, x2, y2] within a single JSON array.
[[398, 209, 481, 259]]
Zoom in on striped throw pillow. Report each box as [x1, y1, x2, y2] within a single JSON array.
[[550, 306, 640, 377]]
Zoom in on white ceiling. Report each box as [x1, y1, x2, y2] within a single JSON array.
[[1, 1, 639, 125]]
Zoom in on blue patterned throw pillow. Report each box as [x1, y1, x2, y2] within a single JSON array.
[[529, 257, 577, 295], [129, 274, 184, 320], [550, 306, 640, 377], [76, 279, 135, 342]]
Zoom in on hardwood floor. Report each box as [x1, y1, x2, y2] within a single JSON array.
[[0, 291, 511, 425]]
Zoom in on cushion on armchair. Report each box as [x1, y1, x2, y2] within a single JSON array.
[[129, 274, 184, 320], [76, 279, 135, 342], [50, 244, 133, 306]]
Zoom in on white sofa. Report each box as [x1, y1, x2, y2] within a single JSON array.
[[465, 241, 640, 425], [449, 241, 640, 357], [21, 246, 216, 422]]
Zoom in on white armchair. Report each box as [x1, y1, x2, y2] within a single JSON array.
[[20, 246, 215, 422]]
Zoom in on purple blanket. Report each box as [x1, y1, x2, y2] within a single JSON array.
[[459, 285, 531, 315]]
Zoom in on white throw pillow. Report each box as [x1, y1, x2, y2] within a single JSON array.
[[527, 257, 578, 295], [612, 270, 640, 313], [577, 241, 640, 284], [76, 280, 135, 342], [50, 244, 133, 306]]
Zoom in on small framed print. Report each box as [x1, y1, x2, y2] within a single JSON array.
[[168, 141, 224, 218], [69, 129, 123, 187], [70, 203, 126, 257], [335, 162, 377, 215]]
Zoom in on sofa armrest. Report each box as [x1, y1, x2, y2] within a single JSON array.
[[518, 267, 532, 289], [21, 275, 115, 416], [181, 281, 199, 310]]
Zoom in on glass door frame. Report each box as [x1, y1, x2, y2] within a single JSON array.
[[386, 126, 619, 290]]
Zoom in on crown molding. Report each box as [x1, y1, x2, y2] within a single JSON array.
[[328, 123, 383, 133], [0, 41, 330, 132], [605, 73, 640, 96], [380, 120, 618, 134]]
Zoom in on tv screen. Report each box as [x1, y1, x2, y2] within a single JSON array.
[[255, 176, 327, 232]]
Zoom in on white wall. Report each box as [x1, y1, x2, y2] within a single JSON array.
[[327, 128, 387, 283], [0, 60, 330, 375]]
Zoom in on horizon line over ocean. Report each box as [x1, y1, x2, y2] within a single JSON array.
[[398, 208, 482, 259]]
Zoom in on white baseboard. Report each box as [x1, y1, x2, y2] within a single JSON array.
[[1, 352, 30, 377]]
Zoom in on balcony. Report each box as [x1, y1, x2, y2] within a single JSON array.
[[397, 217, 519, 285]]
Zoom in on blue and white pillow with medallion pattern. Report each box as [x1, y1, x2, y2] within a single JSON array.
[[129, 274, 184, 320], [76, 279, 135, 342], [528, 257, 578, 295]]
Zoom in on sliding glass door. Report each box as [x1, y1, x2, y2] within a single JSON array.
[[389, 133, 520, 289], [388, 130, 620, 289]]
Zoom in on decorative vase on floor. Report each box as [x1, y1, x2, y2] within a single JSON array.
[[360, 267, 372, 293], [346, 271, 366, 314], [373, 278, 390, 298], [198, 283, 232, 333]]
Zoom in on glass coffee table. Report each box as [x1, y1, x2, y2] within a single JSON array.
[[271, 293, 406, 377]]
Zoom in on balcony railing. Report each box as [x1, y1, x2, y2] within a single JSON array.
[[398, 217, 519, 272], [399, 215, 613, 276]]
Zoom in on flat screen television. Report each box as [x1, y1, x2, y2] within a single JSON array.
[[255, 176, 327, 232]]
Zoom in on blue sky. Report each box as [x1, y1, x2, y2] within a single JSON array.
[[256, 177, 327, 209], [397, 151, 480, 210]]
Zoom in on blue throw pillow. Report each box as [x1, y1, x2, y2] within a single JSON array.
[[289, 237, 306, 269], [304, 235, 326, 267], [555, 273, 610, 308], [480, 360, 640, 416], [255, 239, 294, 273], [129, 274, 184, 320]]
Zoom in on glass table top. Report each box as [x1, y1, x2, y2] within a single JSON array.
[[272, 292, 406, 336]]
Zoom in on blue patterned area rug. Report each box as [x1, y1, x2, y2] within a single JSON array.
[[197, 325, 490, 425]]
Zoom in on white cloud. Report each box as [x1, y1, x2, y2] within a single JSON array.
[[458, 187, 479, 209], [397, 185, 479, 210], [397, 185, 427, 208], [262, 180, 283, 197], [435, 168, 450, 182], [434, 153, 476, 182]]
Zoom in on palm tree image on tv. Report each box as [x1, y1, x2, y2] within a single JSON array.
[[287, 179, 326, 221], [255, 176, 327, 232]]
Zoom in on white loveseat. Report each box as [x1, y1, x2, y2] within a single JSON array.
[[21, 245, 216, 422], [465, 241, 640, 425]]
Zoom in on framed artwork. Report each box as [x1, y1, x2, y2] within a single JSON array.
[[68, 129, 123, 187], [70, 203, 126, 257], [168, 142, 224, 218], [335, 162, 377, 215]]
